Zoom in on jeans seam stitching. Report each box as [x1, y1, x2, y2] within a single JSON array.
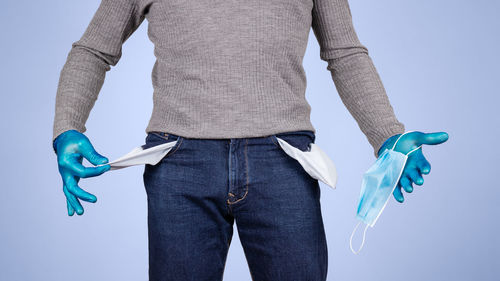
[[227, 139, 249, 205], [244, 138, 249, 198], [227, 187, 248, 205], [167, 136, 184, 157], [151, 131, 169, 141]]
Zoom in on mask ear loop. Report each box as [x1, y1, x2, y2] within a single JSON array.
[[391, 131, 422, 155], [391, 130, 417, 150], [406, 145, 422, 156], [349, 221, 370, 254]]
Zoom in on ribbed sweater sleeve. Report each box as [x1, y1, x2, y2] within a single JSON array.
[[52, 0, 145, 142], [312, 0, 405, 157]]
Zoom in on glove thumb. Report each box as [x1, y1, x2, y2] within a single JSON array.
[[419, 132, 449, 146], [82, 147, 109, 166]]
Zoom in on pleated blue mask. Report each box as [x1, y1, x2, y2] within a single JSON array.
[[350, 130, 422, 254]]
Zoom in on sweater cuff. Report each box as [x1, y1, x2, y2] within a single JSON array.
[[53, 121, 86, 143], [368, 124, 405, 158], [52, 121, 86, 154]]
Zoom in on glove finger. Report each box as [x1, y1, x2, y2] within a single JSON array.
[[63, 185, 84, 215], [408, 168, 424, 186], [66, 157, 110, 178], [79, 141, 109, 166], [393, 184, 404, 203], [66, 198, 75, 216], [400, 176, 414, 193], [417, 158, 431, 175], [65, 176, 97, 203]]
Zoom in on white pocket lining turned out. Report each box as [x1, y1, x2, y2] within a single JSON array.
[[275, 137, 338, 189]]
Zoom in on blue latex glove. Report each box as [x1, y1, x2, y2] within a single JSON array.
[[53, 130, 110, 216], [376, 131, 449, 203]]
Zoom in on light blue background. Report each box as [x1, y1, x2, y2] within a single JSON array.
[[1, 0, 498, 280]]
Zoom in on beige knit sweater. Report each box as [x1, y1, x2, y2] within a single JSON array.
[[53, 0, 405, 157]]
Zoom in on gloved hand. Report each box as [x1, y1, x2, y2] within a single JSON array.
[[376, 131, 449, 203], [53, 130, 110, 216]]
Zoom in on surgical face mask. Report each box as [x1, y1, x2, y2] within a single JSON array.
[[350, 130, 422, 254]]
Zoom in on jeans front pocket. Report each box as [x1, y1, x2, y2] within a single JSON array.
[[269, 130, 315, 152], [144, 131, 185, 159], [269, 130, 337, 189]]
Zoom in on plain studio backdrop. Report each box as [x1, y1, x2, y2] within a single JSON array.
[[1, 0, 498, 280]]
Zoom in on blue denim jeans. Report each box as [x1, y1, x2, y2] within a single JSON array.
[[142, 130, 328, 281]]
